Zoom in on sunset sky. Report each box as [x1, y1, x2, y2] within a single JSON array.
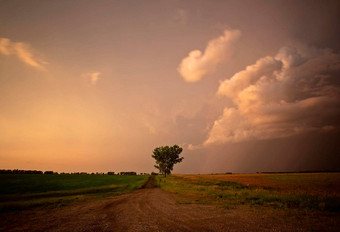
[[1, 0, 339, 173]]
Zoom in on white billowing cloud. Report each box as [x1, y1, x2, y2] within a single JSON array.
[[204, 46, 340, 145], [217, 56, 282, 98], [84, 72, 101, 85], [0, 38, 46, 70], [178, 29, 241, 82]]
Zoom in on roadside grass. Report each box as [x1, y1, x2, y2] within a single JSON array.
[[156, 174, 340, 212], [0, 174, 148, 211]]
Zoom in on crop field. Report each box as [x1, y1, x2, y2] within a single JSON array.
[[0, 174, 148, 211], [156, 173, 340, 211]]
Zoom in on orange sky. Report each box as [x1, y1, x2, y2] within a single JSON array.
[[1, 0, 339, 173]]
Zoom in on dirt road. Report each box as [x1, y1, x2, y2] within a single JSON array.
[[0, 177, 338, 232]]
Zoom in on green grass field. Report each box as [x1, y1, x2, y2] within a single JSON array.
[[0, 174, 148, 211], [156, 173, 340, 212]]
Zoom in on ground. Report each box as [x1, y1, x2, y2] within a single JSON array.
[[0, 176, 339, 232]]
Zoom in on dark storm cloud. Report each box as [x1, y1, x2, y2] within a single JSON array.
[[205, 46, 340, 145]]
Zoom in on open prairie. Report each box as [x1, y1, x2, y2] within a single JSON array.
[[0, 173, 339, 231]]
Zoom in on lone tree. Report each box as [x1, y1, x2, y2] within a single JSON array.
[[152, 145, 184, 177]]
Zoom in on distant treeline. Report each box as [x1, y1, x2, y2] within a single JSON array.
[[209, 172, 233, 175], [257, 170, 340, 174], [0, 169, 44, 174], [0, 169, 149, 175]]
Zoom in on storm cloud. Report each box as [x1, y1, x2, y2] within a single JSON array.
[[205, 46, 340, 145]]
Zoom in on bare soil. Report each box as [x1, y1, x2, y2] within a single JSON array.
[[0, 177, 339, 232], [177, 173, 340, 197]]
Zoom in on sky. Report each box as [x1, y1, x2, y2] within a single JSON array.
[[0, 0, 339, 173]]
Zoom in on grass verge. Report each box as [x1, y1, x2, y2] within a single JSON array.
[[156, 175, 340, 212]]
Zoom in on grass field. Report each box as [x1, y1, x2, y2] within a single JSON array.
[[156, 173, 340, 211], [0, 174, 148, 211]]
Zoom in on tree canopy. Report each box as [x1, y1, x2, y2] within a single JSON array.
[[152, 145, 184, 177]]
